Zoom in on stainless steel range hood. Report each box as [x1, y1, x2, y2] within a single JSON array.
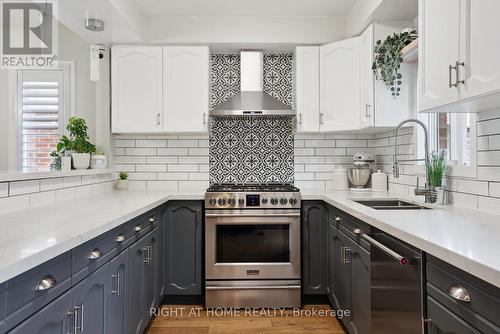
[[211, 51, 295, 117]]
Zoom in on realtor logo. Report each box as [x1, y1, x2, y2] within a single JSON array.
[[1, 0, 58, 68]]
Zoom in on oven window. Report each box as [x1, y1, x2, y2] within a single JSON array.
[[216, 225, 290, 263]]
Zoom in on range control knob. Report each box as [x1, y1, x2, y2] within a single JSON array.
[[280, 198, 288, 205], [209, 197, 217, 206], [218, 198, 226, 206], [270, 198, 278, 205], [238, 198, 245, 205], [262, 198, 268, 204], [289, 198, 298, 206], [228, 198, 236, 206]]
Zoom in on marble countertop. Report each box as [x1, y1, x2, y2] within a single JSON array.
[[0, 189, 499, 289]]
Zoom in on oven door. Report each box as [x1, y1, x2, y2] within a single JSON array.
[[205, 209, 301, 280]]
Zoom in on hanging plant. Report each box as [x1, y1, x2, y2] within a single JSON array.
[[372, 30, 417, 97]]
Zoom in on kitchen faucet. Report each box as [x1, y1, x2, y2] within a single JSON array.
[[393, 119, 432, 203]]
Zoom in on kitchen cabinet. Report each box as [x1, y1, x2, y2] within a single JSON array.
[[320, 37, 361, 132], [127, 233, 148, 334], [111, 46, 163, 133], [359, 23, 413, 129], [164, 201, 203, 297], [302, 201, 327, 295], [295, 46, 320, 132], [142, 228, 160, 321], [163, 46, 209, 133], [109, 249, 128, 334], [327, 222, 345, 310], [7, 291, 73, 334], [71, 263, 110, 334], [419, 0, 500, 113]]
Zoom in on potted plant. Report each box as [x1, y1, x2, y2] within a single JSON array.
[[426, 152, 447, 204], [66, 117, 96, 169], [372, 29, 417, 97], [116, 171, 129, 190], [50, 135, 73, 171], [90, 149, 107, 169]]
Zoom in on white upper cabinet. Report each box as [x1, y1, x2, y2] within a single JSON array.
[[460, 0, 500, 102], [111, 46, 163, 133], [320, 37, 361, 132], [361, 23, 413, 129], [419, 0, 500, 112], [163, 46, 209, 133], [295, 46, 320, 132]]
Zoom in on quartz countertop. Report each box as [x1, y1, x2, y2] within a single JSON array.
[[0, 189, 499, 289]]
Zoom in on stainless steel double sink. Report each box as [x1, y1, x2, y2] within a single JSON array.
[[354, 199, 432, 210]]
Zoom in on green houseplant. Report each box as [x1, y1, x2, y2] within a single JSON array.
[[116, 171, 129, 190], [426, 152, 447, 204], [372, 29, 417, 97], [66, 117, 96, 169]]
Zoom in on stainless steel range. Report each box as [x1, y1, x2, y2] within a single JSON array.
[[204, 183, 301, 308]]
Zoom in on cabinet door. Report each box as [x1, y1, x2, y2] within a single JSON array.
[[143, 228, 160, 323], [295, 46, 320, 132], [320, 37, 361, 132], [346, 237, 371, 334], [111, 46, 163, 133], [302, 202, 327, 295], [461, 0, 500, 101], [427, 296, 480, 334], [109, 249, 128, 334], [163, 46, 209, 133], [7, 291, 72, 334], [419, 0, 460, 111], [334, 228, 351, 329], [72, 264, 109, 334], [165, 201, 203, 295], [359, 24, 375, 128], [327, 223, 343, 309], [127, 238, 146, 334]]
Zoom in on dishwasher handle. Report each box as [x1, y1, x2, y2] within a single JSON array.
[[353, 228, 409, 265]]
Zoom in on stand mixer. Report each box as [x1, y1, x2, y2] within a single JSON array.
[[347, 153, 375, 192]]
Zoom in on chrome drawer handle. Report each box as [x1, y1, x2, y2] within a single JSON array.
[[89, 249, 103, 260], [334, 216, 341, 222], [35, 275, 57, 291], [134, 225, 142, 232], [447, 284, 471, 303], [149, 216, 156, 223], [111, 273, 120, 295], [116, 234, 126, 242]]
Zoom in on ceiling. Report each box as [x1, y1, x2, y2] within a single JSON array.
[[133, 0, 357, 17]]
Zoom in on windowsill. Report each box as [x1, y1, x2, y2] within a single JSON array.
[[0, 168, 114, 183], [407, 163, 477, 179]]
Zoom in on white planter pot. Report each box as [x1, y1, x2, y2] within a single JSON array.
[[71, 153, 90, 170], [90, 155, 107, 169], [115, 179, 129, 190]]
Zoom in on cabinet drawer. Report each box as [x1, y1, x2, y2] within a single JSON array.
[[72, 233, 117, 283], [427, 296, 480, 334], [5, 252, 71, 331], [427, 255, 500, 332], [329, 207, 370, 250], [132, 210, 160, 239]]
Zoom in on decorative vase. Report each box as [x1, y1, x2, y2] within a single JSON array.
[[90, 155, 107, 169], [115, 179, 129, 190], [71, 153, 91, 169], [429, 186, 446, 205]]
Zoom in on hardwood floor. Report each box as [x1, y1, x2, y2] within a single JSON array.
[[147, 304, 345, 334]]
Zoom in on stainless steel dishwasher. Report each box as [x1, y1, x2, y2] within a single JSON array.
[[354, 229, 423, 333]]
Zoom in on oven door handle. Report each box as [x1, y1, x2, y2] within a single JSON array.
[[206, 285, 301, 290], [206, 213, 300, 218]]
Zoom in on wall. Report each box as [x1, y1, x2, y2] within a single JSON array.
[[0, 172, 114, 214], [373, 109, 500, 215]]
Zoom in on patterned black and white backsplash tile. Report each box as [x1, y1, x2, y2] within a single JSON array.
[[210, 116, 294, 184], [209, 53, 295, 184]]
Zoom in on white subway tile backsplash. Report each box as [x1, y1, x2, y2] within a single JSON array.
[[477, 151, 500, 166], [488, 135, 500, 150], [168, 165, 198, 172], [64, 176, 82, 188], [336, 140, 368, 148], [146, 180, 178, 190], [146, 156, 178, 164], [135, 140, 167, 148], [189, 148, 209, 155], [9, 180, 40, 196], [136, 164, 168, 172], [157, 148, 189, 156], [188, 173, 209, 181], [114, 164, 136, 173], [489, 182, 500, 198], [158, 173, 189, 181], [179, 180, 209, 190], [114, 148, 125, 155], [314, 148, 347, 156], [179, 156, 209, 164], [0, 183, 7, 198], [478, 196, 500, 215], [127, 173, 157, 181], [115, 139, 135, 148], [305, 164, 334, 172], [115, 156, 147, 164], [304, 140, 335, 148], [125, 148, 157, 156], [167, 140, 199, 147], [457, 179, 489, 196]]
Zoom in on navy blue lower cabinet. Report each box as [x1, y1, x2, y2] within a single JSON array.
[[71, 263, 110, 334], [164, 201, 203, 296], [109, 249, 129, 334], [127, 234, 147, 334], [143, 228, 160, 323], [7, 290, 72, 334]]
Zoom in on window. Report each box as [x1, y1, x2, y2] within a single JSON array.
[[17, 65, 72, 172]]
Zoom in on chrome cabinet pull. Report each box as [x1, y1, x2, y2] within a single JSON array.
[[449, 61, 465, 88], [143, 245, 152, 264], [455, 61, 465, 87], [449, 64, 455, 88], [156, 113, 161, 125], [320, 113, 324, 124], [35, 275, 57, 291], [116, 234, 126, 242], [195, 209, 200, 225], [111, 273, 120, 295], [80, 304, 85, 332], [149, 216, 156, 223], [298, 113, 302, 125], [73, 305, 83, 333], [343, 247, 351, 264], [334, 216, 342, 222], [447, 283, 471, 302], [203, 112, 207, 126], [340, 245, 344, 263], [89, 248, 103, 260], [134, 224, 142, 232]]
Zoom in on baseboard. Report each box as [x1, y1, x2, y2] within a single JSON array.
[[302, 294, 329, 305], [161, 294, 204, 305]]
